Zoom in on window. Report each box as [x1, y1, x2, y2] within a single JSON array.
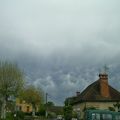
[[92, 113, 100, 120], [27, 106, 30, 112], [102, 114, 112, 120]]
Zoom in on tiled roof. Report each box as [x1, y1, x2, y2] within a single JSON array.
[[47, 106, 63, 113], [67, 80, 120, 105]]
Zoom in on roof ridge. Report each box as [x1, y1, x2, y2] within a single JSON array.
[[109, 85, 120, 95], [80, 80, 99, 95], [66, 79, 120, 105]]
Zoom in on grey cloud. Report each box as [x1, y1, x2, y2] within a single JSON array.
[[0, 0, 120, 105]]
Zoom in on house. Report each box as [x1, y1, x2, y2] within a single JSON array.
[[47, 106, 63, 116], [16, 98, 39, 113], [65, 72, 120, 119], [16, 98, 33, 113]]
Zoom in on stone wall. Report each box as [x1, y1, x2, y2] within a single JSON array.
[[73, 102, 117, 119]]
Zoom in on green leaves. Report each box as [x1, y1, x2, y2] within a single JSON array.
[[63, 105, 73, 120], [0, 61, 24, 119], [0, 61, 24, 99], [19, 85, 44, 115]]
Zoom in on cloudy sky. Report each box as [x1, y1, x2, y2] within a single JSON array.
[[0, 0, 120, 105]]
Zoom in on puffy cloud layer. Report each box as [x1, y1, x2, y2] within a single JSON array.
[[0, 0, 120, 105]]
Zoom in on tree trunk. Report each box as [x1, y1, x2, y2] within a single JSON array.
[[1, 98, 6, 119]]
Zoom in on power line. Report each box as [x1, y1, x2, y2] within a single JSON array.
[[47, 93, 64, 104], [48, 93, 65, 101]]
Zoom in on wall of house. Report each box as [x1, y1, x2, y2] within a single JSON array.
[[73, 103, 85, 119], [16, 98, 33, 112], [73, 102, 118, 119]]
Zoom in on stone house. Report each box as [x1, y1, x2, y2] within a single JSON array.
[[65, 73, 120, 119]]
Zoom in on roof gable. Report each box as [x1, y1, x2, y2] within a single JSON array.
[[68, 80, 120, 105]]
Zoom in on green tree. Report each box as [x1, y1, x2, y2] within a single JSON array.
[[113, 102, 120, 112], [39, 104, 46, 116], [72, 111, 77, 118], [108, 107, 115, 111], [0, 61, 24, 119], [46, 101, 54, 107], [20, 85, 44, 116], [63, 105, 73, 120]]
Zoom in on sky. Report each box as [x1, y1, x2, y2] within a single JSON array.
[[0, 0, 120, 105]]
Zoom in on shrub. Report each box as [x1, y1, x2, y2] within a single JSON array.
[[24, 112, 32, 116], [72, 111, 77, 118], [6, 112, 14, 120], [108, 107, 115, 111], [13, 111, 25, 120]]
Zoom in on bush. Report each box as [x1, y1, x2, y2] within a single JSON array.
[[47, 112, 56, 118], [108, 107, 115, 111], [14, 111, 25, 120], [72, 111, 77, 118], [24, 112, 32, 116], [35, 112, 41, 116], [6, 112, 14, 120], [0, 111, 24, 120], [38, 109, 46, 116]]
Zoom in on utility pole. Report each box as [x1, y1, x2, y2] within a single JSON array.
[[45, 93, 48, 118]]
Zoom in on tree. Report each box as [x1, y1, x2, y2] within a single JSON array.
[[39, 104, 46, 116], [20, 85, 43, 116], [63, 105, 73, 120], [108, 107, 115, 111], [113, 102, 120, 112], [46, 101, 54, 107], [0, 61, 24, 119]]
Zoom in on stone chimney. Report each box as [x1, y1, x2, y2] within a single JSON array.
[[76, 91, 80, 96], [99, 73, 110, 97]]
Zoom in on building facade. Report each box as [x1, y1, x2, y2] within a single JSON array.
[[16, 98, 33, 112], [66, 73, 120, 119]]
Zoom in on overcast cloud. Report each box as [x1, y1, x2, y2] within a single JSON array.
[[0, 0, 120, 105]]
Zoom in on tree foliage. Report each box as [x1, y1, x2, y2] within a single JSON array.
[[108, 107, 115, 111], [39, 104, 46, 116], [46, 101, 54, 107], [20, 85, 43, 106], [63, 105, 73, 120], [19, 85, 44, 116], [113, 102, 120, 112], [0, 61, 24, 119], [0, 61, 24, 98]]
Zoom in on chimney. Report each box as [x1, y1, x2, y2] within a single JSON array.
[[76, 91, 80, 96], [99, 73, 110, 97]]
